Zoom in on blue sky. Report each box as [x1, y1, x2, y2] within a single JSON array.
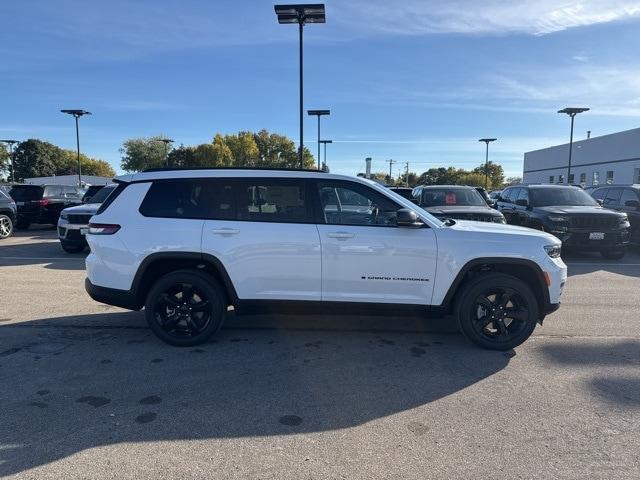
[[2, 0, 640, 178]]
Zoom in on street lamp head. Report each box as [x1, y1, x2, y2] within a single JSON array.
[[308, 109, 330, 116], [558, 107, 589, 116], [1, 139, 18, 145], [319, 139, 332, 144], [61, 109, 92, 117], [160, 138, 174, 145], [479, 138, 497, 144], [274, 4, 325, 24]]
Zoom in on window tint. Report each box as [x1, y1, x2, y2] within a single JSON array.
[[43, 185, 62, 197], [8, 185, 44, 201], [236, 180, 309, 223], [530, 187, 598, 207], [420, 188, 486, 207], [620, 189, 639, 207], [505, 188, 520, 203], [603, 188, 622, 208], [88, 185, 116, 204], [140, 179, 209, 219], [319, 182, 400, 226], [516, 188, 529, 202]]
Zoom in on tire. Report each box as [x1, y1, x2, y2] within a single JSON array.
[[601, 248, 625, 260], [456, 273, 539, 351], [145, 269, 226, 347], [0, 214, 14, 239], [60, 241, 86, 253]]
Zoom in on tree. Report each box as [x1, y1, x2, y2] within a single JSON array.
[[0, 146, 9, 177], [166, 145, 196, 168], [120, 136, 168, 172], [398, 171, 419, 188], [504, 176, 522, 186], [457, 172, 488, 188], [472, 161, 504, 189], [252, 129, 314, 169], [224, 131, 260, 167], [417, 167, 462, 186]]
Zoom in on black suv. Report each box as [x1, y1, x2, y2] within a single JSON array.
[[412, 185, 506, 223], [8, 184, 84, 229], [590, 185, 640, 244], [497, 184, 630, 259], [0, 189, 17, 239]]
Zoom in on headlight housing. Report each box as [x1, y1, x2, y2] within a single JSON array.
[[544, 244, 562, 258], [493, 216, 506, 224], [60, 212, 69, 220], [547, 215, 568, 223]]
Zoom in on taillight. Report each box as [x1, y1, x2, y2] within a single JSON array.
[[37, 199, 50, 206], [88, 223, 121, 235]]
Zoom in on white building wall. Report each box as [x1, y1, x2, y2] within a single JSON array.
[[523, 127, 640, 186], [23, 175, 113, 186]]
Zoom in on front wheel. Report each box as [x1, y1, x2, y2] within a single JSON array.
[[601, 248, 625, 260], [145, 270, 226, 347], [456, 273, 539, 350], [0, 214, 14, 239]]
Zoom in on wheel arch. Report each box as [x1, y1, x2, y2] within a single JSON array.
[[440, 257, 550, 319], [132, 252, 238, 308]]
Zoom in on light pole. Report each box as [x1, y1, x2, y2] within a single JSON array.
[[274, 4, 326, 168], [161, 138, 174, 167], [386, 159, 396, 184], [478, 138, 497, 189], [61, 109, 91, 187], [319, 139, 332, 170], [1, 140, 18, 182], [308, 109, 330, 169], [558, 107, 589, 182]]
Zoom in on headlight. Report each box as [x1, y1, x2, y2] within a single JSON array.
[[60, 212, 69, 220], [544, 244, 562, 258], [548, 215, 568, 223], [493, 216, 506, 224]]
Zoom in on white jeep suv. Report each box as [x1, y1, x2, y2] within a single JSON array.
[[85, 169, 567, 350]]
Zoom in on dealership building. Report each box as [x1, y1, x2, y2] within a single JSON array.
[[523, 127, 640, 187]]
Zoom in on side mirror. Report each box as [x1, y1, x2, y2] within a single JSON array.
[[625, 200, 640, 208], [396, 208, 423, 228], [515, 199, 528, 207]]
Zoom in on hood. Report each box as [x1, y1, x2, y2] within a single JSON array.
[[449, 219, 560, 243], [425, 206, 502, 217], [535, 205, 625, 217], [61, 203, 101, 214]]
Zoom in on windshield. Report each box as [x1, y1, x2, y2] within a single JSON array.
[[421, 188, 487, 207], [8, 185, 44, 201], [530, 187, 599, 207], [87, 185, 116, 204]]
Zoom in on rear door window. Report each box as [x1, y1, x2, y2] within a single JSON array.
[[591, 188, 608, 202], [236, 179, 311, 223], [619, 188, 639, 207], [43, 186, 63, 198], [603, 188, 622, 208]]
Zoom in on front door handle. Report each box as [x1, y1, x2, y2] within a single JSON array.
[[212, 228, 240, 235], [327, 231, 354, 239]]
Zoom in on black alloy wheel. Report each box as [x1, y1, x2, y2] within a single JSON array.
[[457, 273, 538, 350], [145, 270, 225, 346]]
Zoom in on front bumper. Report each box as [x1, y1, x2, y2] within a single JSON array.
[[57, 218, 89, 245], [547, 226, 630, 250]]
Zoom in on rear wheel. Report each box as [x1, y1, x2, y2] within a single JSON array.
[[145, 270, 226, 347], [601, 248, 625, 260], [456, 273, 538, 350], [0, 214, 13, 239]]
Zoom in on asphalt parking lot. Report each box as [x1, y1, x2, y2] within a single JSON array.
[[1, 228, 639, 479]]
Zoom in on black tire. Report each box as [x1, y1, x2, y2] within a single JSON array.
[[456, 273, 539, 351], [145, 270, 226, 347], [601, 248, 625, 260], [0, 214, 14, 239], [15, 220, 30, 230], [60, 241, 86, 253]]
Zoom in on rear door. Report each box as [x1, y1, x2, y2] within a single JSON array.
[[499, 188, 518, 223], [201, 177, 321, 301], [314, 180, 436, 305]]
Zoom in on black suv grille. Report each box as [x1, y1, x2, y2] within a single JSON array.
[[452, 213, 499, 222], [67, 214, 93, 224], [569, 215, 618, 230]]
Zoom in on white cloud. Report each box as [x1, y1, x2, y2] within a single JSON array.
[[337, 0, 640, 36]]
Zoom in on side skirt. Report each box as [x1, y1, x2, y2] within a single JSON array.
[[234, 300, 437, 317]]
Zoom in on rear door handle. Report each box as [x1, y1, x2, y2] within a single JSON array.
[[212, 228, 240, 235], [327, 231, 354, 239]]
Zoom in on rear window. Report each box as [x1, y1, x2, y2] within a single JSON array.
[[88, 185, 116, 204], [139, 179, 236, 220], [420, 188, 486, 207], [9, 185, 44, 201]]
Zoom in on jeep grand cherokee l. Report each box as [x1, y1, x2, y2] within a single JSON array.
[[497, 184, 630, 259], [411, 185, 506, 223], [85, 169, 566, 351]]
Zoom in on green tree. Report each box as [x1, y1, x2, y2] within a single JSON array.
[[417, 167, 462, 185], [120, 136, 168, 172], [457, 172, 488, 187], [0, 146, 9, 177], [504, 176, 522, 186], [13, 139, 68, 180], [252, 129, 314, 169], [224, 131, 260, 167], [398, 171, 419, 188], [166, 145, 195, 168], [473, 161, 504, 189]]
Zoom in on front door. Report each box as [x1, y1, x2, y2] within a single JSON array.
[[314, 180, 437, 305]]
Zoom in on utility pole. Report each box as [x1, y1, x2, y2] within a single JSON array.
[[405, 162, 409, 187], [387, 159, 396, 184]]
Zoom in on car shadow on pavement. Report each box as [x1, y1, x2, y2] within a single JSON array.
[[564, 248, 640, 278], [0, 311, 510, 476], [540, 340, 640, 409]]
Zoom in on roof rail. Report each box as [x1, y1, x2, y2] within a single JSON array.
[[142, 166, 322, 173]]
